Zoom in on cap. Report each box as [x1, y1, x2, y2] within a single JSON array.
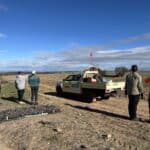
[[32, 70, 36, 74], [131, 65, 138, 72]]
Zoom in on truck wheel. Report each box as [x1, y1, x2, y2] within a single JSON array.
[[103, 96, 110, 99], [101, 94, 110, 100], [84, 93, 97, 103], [56, 86, 63, 96]]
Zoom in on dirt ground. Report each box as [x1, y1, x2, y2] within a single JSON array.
[[0, 73, 150, 150]]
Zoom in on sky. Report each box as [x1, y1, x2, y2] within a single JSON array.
[[0, 0, 150, 71]]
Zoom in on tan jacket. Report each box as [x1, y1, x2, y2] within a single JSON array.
[[125, 72, 143, 95]]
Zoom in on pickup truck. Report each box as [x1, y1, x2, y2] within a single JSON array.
[[56, 68, 125, 102]]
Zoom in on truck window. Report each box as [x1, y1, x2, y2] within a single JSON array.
[[65, 75, 74, 81], [73, 74, 81, 81], [64, 74, 81, 81]]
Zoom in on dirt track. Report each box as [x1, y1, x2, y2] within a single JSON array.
[[0, 73, 149, 150]]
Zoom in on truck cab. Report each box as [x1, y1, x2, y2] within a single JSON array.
[[61, 74, 82, 94]]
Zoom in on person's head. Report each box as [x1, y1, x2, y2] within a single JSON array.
[[131, 65, 138, 72], [32, 70, 36, 75], [17, 71, 22, 75]]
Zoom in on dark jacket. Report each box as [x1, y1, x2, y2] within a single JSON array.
[[28, 74, 40, 87]]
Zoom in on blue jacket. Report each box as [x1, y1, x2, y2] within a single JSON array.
[[28, 74, 40, 87]]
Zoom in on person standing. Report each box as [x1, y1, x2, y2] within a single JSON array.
[[28, 71, 40, 105], [125, 65, 143, 120], [15, 72, 26, 104]]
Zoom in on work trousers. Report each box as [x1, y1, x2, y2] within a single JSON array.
[[17, 89, 25, 101], [31, 87, 39, 102], [128, 95, 140, 119]]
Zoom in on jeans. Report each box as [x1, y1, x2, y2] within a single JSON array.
[[31, 87, 39, 102], [17, 90, 25, 101], [128, 95, 140, 119]]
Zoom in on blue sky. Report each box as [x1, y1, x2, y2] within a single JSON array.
[[0, 0, 150, 71]]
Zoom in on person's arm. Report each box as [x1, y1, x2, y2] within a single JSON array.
[[15, 80, 18, 89], [125, 75, 128, 96], [138, 76, 143, 93], [138, 76, 144, 99]]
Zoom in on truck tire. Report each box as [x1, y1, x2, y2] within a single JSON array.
[[101, 94, 110, 100], [56, 86, 63, 96], [83, 93, 97, 103]]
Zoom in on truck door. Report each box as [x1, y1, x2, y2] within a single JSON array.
[[70, 74, 81, 94], [63, 75, 74, 92], [63, 74, 81, 94]]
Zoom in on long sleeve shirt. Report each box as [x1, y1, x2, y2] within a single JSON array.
[[15, 75, 26, 90], [28, 74, 40, 87], [125, 72, 143, 95]]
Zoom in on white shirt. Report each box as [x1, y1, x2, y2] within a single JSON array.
[[15, 75, 27, 90]]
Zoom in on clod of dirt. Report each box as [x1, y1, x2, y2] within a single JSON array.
[[38, 120, 53, 126], [80, 144, 87, 149], [101, 133, 112, 140], [53, 128, 62, 133]]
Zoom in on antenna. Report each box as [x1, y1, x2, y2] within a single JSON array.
[[89, 50, 93, 66]]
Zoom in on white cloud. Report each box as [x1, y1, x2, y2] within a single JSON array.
[[0, 4, 8, 11], [0, 4, 8, 12], [68, 42, 80, 47], [0, 50, 7, 57], [0, 33, 7, 38], [118, 32, 150, 43], [1, 45, 150, 71]]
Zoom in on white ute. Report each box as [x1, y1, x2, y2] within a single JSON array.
[[56, 67, 125, 102]]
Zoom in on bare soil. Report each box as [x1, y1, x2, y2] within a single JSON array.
[[0, 73, 149, 150]]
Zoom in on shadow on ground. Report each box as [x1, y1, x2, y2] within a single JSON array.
[[44, 92, 91, 103], [1, 97, 31, 105], [44, 92, 57, 96], [65, 103, 150, 123]]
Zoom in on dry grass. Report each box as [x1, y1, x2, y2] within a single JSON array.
[[0, 72, 149, 150]]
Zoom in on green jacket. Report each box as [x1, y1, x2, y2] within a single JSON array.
[[125, 72, 143, 95], [28, 74, 40, 87]]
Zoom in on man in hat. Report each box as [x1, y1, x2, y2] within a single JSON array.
[[28, 71, 40, 105], [125, 65, 143, 120]]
